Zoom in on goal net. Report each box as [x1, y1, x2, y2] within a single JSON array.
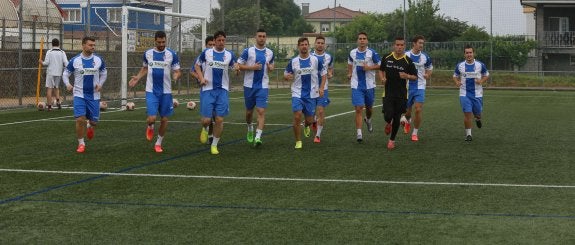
[[118, 6, 206, 109]]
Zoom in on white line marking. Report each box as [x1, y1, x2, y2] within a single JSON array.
[[0, 168, 573, 189], [34, 119, 292, 126], [0, 109, 128, 127]]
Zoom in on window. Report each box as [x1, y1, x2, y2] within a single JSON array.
[[108, 8, 122, 23], [570, 55, 575, 66], [154, 14, 161, 25], [321, 23, 330, 32], [549, 17, 569, 32], [63, 9, 82, 23]]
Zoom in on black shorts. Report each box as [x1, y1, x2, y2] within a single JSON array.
[[383, 97, 407, 117]]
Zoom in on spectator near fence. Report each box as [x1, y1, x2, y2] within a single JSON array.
[[40, 38, 68, 111]]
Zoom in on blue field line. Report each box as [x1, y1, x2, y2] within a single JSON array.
[[0, 126, 293, 205], [19, 199, 575, 220]]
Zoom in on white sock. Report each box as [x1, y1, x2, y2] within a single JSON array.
[[203, 126, 208, 131], [466, 128, 472, 136], [412, 128, 419, 135], [148, 124, 154, 129], [316, 125, 323, 137], [255, 129, 263, 139], [78, 138, 85, 145], [366, 117, 371, 123], [401, 115, 407, 122], [247, 123, 254, 132], [155, 135, 163, 146], [86, 123, 91, 128], [211, 137, 220, 146], [208, 134, 213, 138], [357, 128, 362, 136]]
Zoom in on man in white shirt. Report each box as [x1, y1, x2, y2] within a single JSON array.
[[40, 38, 68, 110]]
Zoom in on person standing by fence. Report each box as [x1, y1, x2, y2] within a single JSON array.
[[40, 38, 68, 111]]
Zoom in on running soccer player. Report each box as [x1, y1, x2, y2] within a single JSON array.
[[402, 35, 433, 141], [62, 36, 107, 153], [347, 32, 381, 143], [379, 37, 417, 150], [191, 35, 215, 144], [195, 31, 236, 155], [453, 44, 489, 141], [236, 29, 275, 146], [311, 35, 334, 143], [284, 37, 327, 149], [129, 31, 182, 153]]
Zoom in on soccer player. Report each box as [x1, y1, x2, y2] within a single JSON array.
[[128, 31, 182, 153], [453, 44, 489, 141], [379, 37, 417, 150], [195, 31, 236, 155], [236, 29, 275, 146], [191, 35, 215, 144], [284, 37, 327, 149], [40, 38, 68, 111], [62, 36, 107, 153], [347, 32, 381, 143], [311, 35, 334, 143], [402, 35, 433, 141]]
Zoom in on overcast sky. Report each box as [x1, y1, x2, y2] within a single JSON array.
[[182, 0, 528, 36]]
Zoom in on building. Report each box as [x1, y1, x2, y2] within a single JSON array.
[[302, 3, 365, 34], [1, 0, 64, 49], [521, 0, 575, 71]]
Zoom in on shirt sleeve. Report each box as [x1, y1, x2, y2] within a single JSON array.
[[172, 51, 181, 70], [284, 60, 293, 75], [237, 48, 248, 64], [453, 63, 461, 77], [372, 51, 382, 65]]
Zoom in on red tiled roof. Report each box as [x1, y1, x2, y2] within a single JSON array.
[[305, 6, 365, 20]]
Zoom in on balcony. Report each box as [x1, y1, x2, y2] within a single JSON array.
[[543, 31, 575, 47]]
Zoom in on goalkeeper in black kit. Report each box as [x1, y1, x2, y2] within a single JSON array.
[[379, 37, 417, 150]]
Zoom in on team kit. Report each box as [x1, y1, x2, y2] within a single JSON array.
[[55, 30, 488, 154]]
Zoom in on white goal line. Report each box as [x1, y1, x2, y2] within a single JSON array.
[[1, 168, 573, 189]]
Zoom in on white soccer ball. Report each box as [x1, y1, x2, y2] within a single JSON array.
[[99, 101, 108, 111], [126, 102, 135, 111], [173, 98, 179, 108], [37, 102, 46, 111], [186, 101, 197, 110]]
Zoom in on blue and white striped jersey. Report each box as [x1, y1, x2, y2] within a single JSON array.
[[285, 55, 326, 99], [405, 50, 433, 89], [143, 48, 180, 95], [454, 59, 489, 98], [63, 53, 107, 100], [348, 48, 381, 90], [198, 48, 236, 91], [237, 46, 274, 89], [312, 51, 334, 90]]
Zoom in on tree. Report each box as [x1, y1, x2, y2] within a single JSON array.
[[332, 13, 388, 43], [455, 26, 490, 41]]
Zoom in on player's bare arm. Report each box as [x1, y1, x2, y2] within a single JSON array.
[[129, 66, 148, 87]]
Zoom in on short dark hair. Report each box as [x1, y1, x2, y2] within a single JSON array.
[[358, 32, 368, 38], [256, 28, 266, 34], [395, 36, 405, 42], [464, 44, 474, 53], [51, 38, 60, 47], [155, 31, 167, 39], [297, 37, 309, 46], [315, 35, 325, 42], [204, 35, 214, 45], [82, 36, 95, 44], [412, 35, 425, 43], [214, 30, 226, 39]]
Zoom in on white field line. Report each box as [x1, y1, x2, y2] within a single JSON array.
[[0, 168, 573, 189], [44, 119, 292, 127], [0, 109, 127, 127]]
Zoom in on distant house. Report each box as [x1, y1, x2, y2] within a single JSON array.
[[56, 0, 171, 35], [0, 0, 64, 49], [302, 3, 365, 34], [521, 0, 575, 71]]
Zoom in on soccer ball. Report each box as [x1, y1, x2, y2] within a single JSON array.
[[172, 98, 179, 108], [37, 102, 46, 111], [126, 102, 135, 111], [186, 101, 197, 110], [99, 101, 108, 111]]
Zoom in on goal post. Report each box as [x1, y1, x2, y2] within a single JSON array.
[[121, 6, 207, 109]]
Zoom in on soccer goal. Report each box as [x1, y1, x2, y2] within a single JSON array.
[[120, 6, 207, 109]]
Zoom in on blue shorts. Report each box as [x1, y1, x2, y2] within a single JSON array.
[[460, 96, 483, 115], [73, 97, 100, 122], [244, 87, 268, 109], [292, 97, 316, 117], [146, 92, 174, 118], [407, 87, 425, 107], [200, 89, 229, 118], [351, 88, 375, 107], [316, 90, 330, 107]]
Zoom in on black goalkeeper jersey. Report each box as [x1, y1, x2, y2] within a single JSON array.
[[380, 52, 417, 100]]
